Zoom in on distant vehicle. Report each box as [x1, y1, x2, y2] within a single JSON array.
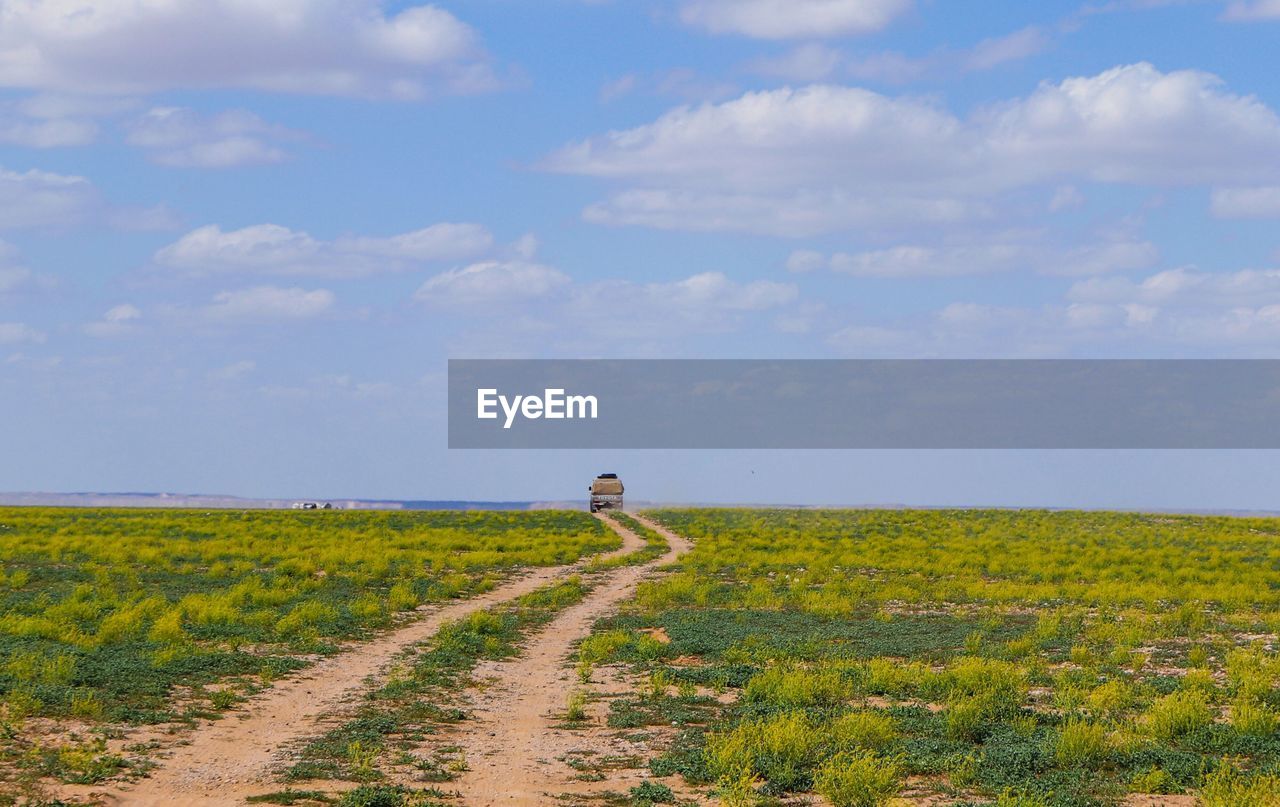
[[292, 501, 335, 510], [589, 474, 624, 513]]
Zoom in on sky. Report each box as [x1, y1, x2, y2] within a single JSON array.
[[3, 0, 1280, 509]]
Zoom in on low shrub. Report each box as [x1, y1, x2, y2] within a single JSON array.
[[812, 751, 902, 807]]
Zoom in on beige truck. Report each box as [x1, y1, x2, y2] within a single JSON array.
[[589, 474, 624, 513]]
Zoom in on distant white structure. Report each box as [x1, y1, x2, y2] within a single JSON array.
[[292, 501, 336, 510]]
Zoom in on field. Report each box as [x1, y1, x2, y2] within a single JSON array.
[[4, 506, 1280, 807], [0, 507, 618, 801], [572, 509, 1280, 807]]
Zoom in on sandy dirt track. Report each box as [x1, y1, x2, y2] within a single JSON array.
[[442, 513, 693, 806], [69, 518, 648, 806]]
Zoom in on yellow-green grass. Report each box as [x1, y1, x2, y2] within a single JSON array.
[[578, 508, 1280, 807]]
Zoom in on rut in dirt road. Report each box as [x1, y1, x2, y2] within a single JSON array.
[[444, 513, 693, 807], [67, 523, 646, 807]]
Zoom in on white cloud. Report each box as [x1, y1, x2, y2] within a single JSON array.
[[1068, 266, 1280, 308], [126, 107, 298, 168], [83, 303, 142, 338], [155, 222, 493, 277], [0, 112, 97, 148], [204, 286, 335, 322], [1211, 186, 1280, 218], [547, 64, 1280, 236], [965, 26, 1051, 71], [0, 322, 46, 345], [679, 0, 912, 39], [1223, 0, 1280, 20], [786, 250, 827, 273], [750, 26, 1049, 84], [581, 189, 980, 238], [0, 1, 494, 100], [0, 166, 97, 229], [414, 251, 799, 353], [796, 237, 1157, 278], [749, 44, 845, 82], [825, 264, 1280, 357], [575, 271, 797, 312], [415, 260, 571, 305]]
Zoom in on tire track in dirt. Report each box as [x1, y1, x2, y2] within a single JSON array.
[[66, 522, 646, 806], [443, 513, 693, 806]]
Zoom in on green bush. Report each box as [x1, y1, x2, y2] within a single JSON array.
[[1145, 690, 1213, 740], [829, 710, 897, 752], [812, 751, 902, 807], [1053, 719, 1111, 768]]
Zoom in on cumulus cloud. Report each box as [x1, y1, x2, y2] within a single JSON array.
[[83, 304, 142, 338], [546, 64, 1280, 236], [0, 166, 98, 229], [155, 222, 494, 277], [0, 322, 46, 345], [415, 250, 799, 352], [1211, 186, 1280, 218], [415, 260, 571, 305], [0, 1, 495, 100], [826, 264, 1280, 357], [679, 0, 912, 39], [126, 107, 299, 168], [203, 286, 335, 322]]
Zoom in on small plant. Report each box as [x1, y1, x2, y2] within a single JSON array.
[[946, 752, 979, 787], [645, 669, 673, 701], [346, 741, 380, 781], [629, 780, 676, 805], [1146, 690, 1213, 740], [1053, 719, 1111, 768], [210, 688, 239, 711], [1231, 697, 1278, 737], [1188, 645, 1209, 667], [829, 710, 897, 752], [994, 789, 1051, 807], [1201, 764, 1280, 807], [812, 750, 902, 807], [565, 690, 589, 722], [1084, 679, 1134, 718], [1130, 767, 1177, 794]]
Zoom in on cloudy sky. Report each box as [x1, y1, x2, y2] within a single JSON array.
[[3, 0, 1280, 508]]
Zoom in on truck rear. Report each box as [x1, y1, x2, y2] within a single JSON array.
[[589, 474, 624, 512]]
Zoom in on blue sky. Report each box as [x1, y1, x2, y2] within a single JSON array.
[[3, 0, 1280, 507]]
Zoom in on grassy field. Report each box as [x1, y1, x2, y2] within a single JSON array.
[[0, 507, 615, 797], [574, 509, 1280, 807]]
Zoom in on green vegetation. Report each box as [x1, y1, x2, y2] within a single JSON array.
[[580, 508, 1280, 806], [0, 507, 613, 797]]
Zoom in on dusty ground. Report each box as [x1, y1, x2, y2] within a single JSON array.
[[418, 513, 697, 806], [59, 518, 647, 806]]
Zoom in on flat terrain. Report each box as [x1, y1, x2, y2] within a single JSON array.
[[6, 507, 1280, 806], [570, 509, 1280, 807]]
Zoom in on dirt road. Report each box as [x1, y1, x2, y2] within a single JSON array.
[[71, 519, 648, 806], [444, 513, 693, 806]]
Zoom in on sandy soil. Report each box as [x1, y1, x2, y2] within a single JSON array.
[[61, 519, 646, 806], [432, 513, 696, 806]]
